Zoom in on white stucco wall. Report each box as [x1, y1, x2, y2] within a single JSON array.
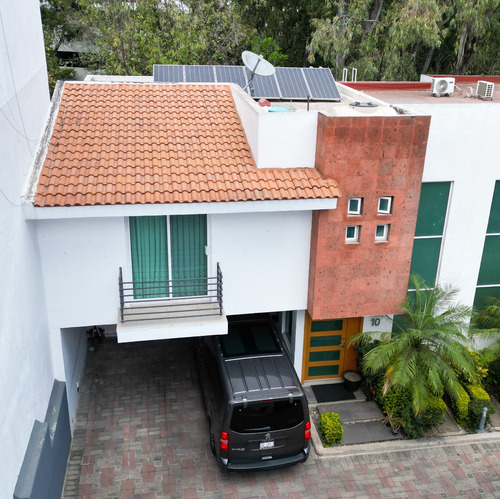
[[0, 1, 52, 494], [37, 211, 312, 372], [404, 103, 500, 307], [211, 211, 312, 314], [37, 217, 127, 377], [231, 88, 318, 169]]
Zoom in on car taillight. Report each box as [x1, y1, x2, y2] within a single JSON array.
[[304, 421, 311, 440], [220, 431, 229, 450]]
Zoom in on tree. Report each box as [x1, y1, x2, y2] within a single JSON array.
[[308, 0, 500, 80], [40, 0, 81, 93], [77, 0, 250, 75], [351, 275, 478, 415]]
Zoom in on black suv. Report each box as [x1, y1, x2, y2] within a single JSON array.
[[195, 315, 311, 471]]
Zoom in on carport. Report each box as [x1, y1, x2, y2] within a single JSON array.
[[62, 337, 215, 497]]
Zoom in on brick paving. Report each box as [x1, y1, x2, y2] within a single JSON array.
[[63, 338, 500, 498]]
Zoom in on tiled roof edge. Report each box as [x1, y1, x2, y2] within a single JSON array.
[[24, 80, 66, 204]]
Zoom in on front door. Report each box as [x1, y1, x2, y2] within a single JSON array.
[[302, 313, 361, 382]]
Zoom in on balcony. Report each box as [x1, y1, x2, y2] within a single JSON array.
[[117, 263, 227, 343]]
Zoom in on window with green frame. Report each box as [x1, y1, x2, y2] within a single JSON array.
[[393, 182, 451, 332], [409, 182, 451, 288], [129, 215, 207, 299], [474, 181, 500, 310]]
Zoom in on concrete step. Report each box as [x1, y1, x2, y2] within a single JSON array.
[[318, 400, 383, 423]]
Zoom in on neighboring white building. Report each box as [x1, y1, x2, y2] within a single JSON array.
[[0, 1, 53, 495]]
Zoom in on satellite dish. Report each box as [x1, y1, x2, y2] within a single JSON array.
[[242, 50, 275, 96], [242, 50, 276, 77]]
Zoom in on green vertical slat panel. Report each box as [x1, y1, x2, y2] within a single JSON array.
[[414, 182, 451, 237], [171, 215, 207, 297], [130, 216, 169, 298], [476, 236, 500, 286], [409, 238, 442, 287], [487, 181, 500, 234]]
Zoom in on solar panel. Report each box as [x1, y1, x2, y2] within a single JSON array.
[[244, 69, 281, 99], [275, 67, 310, 99], [303, 67, 341, 101], [185, 65, 215, 82], [215, 66, 247, 88], [153, 64, 342, 101], [153, 64, 184, 83]]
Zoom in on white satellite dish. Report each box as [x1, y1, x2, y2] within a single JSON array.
[[242, 50, 275, 95], [242, 50, 276, 77]]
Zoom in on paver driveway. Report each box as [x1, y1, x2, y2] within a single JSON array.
[[63, 337, 500, 498]]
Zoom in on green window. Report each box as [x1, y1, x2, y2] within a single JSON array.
[[474, 181, 500, 310], [130, 215, 207, 299], [409, 238, 442, 287], [311, 320, 343, 332], [414, 182, 451, 237], [487, 182, 500, 233], [308, 365, 339, 377], [408, 182, 450, 289]]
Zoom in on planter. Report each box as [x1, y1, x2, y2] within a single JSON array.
[[343, 370, 362, 392]]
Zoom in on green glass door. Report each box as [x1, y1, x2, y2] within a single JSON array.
[[130, 215, 207, 298]]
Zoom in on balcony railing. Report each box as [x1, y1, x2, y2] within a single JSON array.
[[119, 263, 223, 323]]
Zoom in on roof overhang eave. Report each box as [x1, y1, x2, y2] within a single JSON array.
[[23, 197, 338, 221]]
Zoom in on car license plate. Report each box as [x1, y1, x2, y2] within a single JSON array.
[[260, 441, 274, 450]]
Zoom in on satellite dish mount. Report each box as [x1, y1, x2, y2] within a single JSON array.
[[242, 50, 275, 96]]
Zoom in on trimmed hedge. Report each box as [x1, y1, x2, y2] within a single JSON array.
[[450, 384, 470, 427], [466, 383, 494, 429], [319, 412, 343, 447]]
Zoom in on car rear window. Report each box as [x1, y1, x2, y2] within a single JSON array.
[[220, 322, 281, 358], [230, 399, 304, 432]]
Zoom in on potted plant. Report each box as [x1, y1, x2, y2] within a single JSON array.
[[382, 412, 405, 435]]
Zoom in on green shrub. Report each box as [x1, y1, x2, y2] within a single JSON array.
[[355, 339, 383, 399], [375, 384, 411, 418], [319, 412, 343, 447], [466, 384, 490, 402], [419, 397, 447, 428], [450, 384, 470, 427], [468, 399, 494, 429], [465, 383, 495, 430], [400, 397, 447, 438], [485, 357, 500, 399], [400, 406, 424, 438]]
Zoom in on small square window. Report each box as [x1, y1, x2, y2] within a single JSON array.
[[375, 224, 390, 242], [346, 225, 360, 243], [348, 197, 363, 215], [378, 196, 392, 214]]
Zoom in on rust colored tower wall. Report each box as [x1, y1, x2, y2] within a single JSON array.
[[308, 114, 431, 320]]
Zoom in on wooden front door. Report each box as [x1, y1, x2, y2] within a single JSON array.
[[302, 313, 361, 382]]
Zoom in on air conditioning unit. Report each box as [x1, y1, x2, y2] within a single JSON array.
[[431, 77, 455, 96], [476, 80, 494, 100]]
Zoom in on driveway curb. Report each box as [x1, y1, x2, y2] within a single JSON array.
[[311, 417, 500, 458]]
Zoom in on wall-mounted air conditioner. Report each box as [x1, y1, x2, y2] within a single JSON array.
[[431, 77, 455, 96], [476, 80, 494, 100]]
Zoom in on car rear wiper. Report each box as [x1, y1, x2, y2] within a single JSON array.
[[245, 426, 271, 432]]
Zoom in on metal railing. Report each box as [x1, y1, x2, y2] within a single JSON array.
[[119, 263, 223, 323]]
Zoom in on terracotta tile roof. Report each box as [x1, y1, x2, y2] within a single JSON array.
[[34, 83, 340, 207]]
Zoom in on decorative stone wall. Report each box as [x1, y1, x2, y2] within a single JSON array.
[[308, 114, 431, 320]]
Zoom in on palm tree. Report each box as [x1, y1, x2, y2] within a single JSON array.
[[351, 274, 479, 415], [473, 296, 500, 362]]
